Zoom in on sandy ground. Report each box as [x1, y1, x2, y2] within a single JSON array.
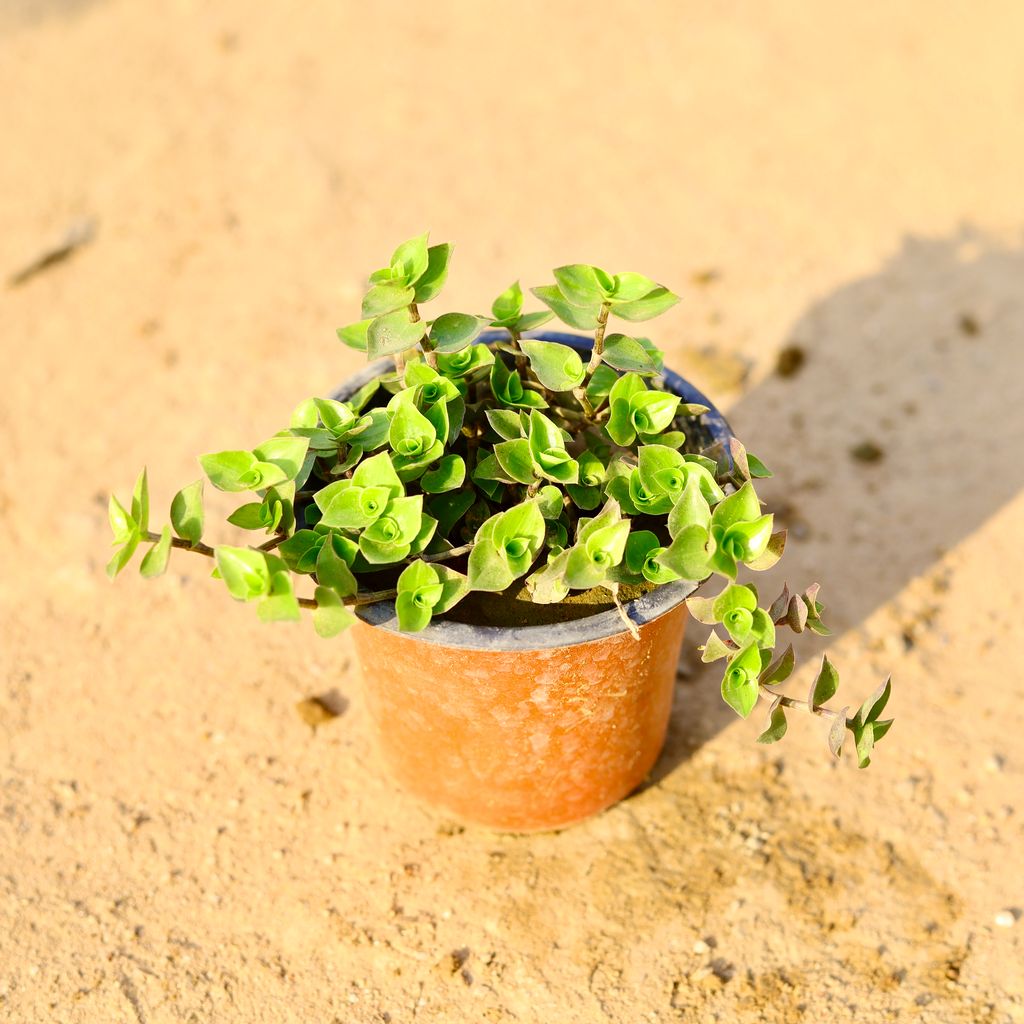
[[2, 1, 1024, 1021]]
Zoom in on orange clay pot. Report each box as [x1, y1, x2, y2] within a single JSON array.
[[351, 588, 692, 832]]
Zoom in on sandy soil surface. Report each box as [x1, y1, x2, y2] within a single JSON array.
[[3, 2, 1024, 1021]]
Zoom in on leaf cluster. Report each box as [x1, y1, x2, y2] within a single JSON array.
[[107, 236, 894, 763]]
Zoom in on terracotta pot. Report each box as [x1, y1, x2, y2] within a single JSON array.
[[335, 332, 733, 832], [353, 588, 691, 831]]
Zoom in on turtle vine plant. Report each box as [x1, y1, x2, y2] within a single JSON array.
[[108, 234, 893, 767]]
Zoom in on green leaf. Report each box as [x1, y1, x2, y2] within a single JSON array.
[[712, 481, 762, 528], [169, 477, 203, 544], [106, 528, 140, 579], [467, 540, 514, 592], [491, 280, 524, 323], [853, 722, 875, 768], [712, 583, 758, 620], [137, 525, 171, 578], [585, 365, 618, 406], [608, 271, 660, 302], [313, 397, 356, 436], [432, 564, 470, 613], [319, 485, 391, 529], [528, 410, 579, 484], [747, 530, 787, 572], [367, 309, 426, 358], [279, 529, 324, 573], [351, 450, 404, 497], [490, 356, 548, 409], [566, 484, 602, 510], [486, 408, 525, 440], [252, 436, 310, 482], [429, 312, 488, 353], [343, 410, 390, 451], [428, 489, 475, 539], [657, 524, 713, 580], [420, 454, 466, 493], [290, 398, 319, 429], [721, 644, 762, 718], [565, 520, 630, 590], [388, 400, 437, 460], [313, 585, 355, 638], [395, 591, 434, 632], [685, 593, 718, 625], [337, 319, 371, 352], [759, 645, 795, 686], [630, 390, 680, 437], [611, 286, 680, 322], [828, 707, 850, 758], [513, 310, 553, 332], [494, 438, 538, 484], [362, 281, 414, 318], [316, 535, 358, 597], [108, 494, 135, 545], [854, 676, 892, 728], [756, 699, 788, 744], [226, 502, 266, 530], [215, 546, 272, 601], [810, 655, 840, 708], [398, 558, 439, 593], [553, 264, 605, 306], [362, 494, 424, 546], [413, 243, 452, 303], [531, 284, 601, 330], [668, 478, 713, 537], [520, 340, 585, 391], [257, 570, 301, 622], [700, 630, 732, 663], [601, 334, 659, 373], [199, 450, 285, 493], [390, 232, 430, 284], [436, 343, 493, 378], [537, 485, 564, 519], [577, 450, 606, 487], [132, 468, 150, 535]]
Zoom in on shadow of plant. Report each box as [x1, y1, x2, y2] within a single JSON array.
[[650, 228, 1024, 778]]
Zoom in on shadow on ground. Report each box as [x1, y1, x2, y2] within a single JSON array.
[[647, 228, 1024, 782]]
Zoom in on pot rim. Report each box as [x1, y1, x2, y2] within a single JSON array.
[[333, 330, 734, 652]]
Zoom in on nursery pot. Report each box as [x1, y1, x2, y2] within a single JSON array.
[[338, 333, 733, 832]]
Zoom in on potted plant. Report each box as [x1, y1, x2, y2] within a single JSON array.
[[108, 235, 893, 831]]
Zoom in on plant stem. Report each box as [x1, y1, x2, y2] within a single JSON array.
[[410, 302, 436, 369], [421, 542, 473, 563], [510, 329, 528, 376], [146, 531, 215, 558], [586, 302, 612, 374], [759, 685, 847, 723], [258, 534, 286, 552], [297, 587, 398, 610]]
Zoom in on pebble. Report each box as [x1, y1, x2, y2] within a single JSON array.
[[995, 909, 1020, 928], [693, 939, 710, 955], [985, 754, 1006, 773]]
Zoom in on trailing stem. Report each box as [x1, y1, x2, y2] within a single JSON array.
[[586, 302, 612, 374]]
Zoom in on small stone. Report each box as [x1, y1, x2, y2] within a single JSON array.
[[850, 441, 884, 464], [691, 268, 721, 287], [958, 313, 981, 337], [295, 695, 340, 728], [775, 344, 806, 378], [693, 939, 710, 955], [995, 909, 1021, 928], [985, 754, 1006, 773]]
